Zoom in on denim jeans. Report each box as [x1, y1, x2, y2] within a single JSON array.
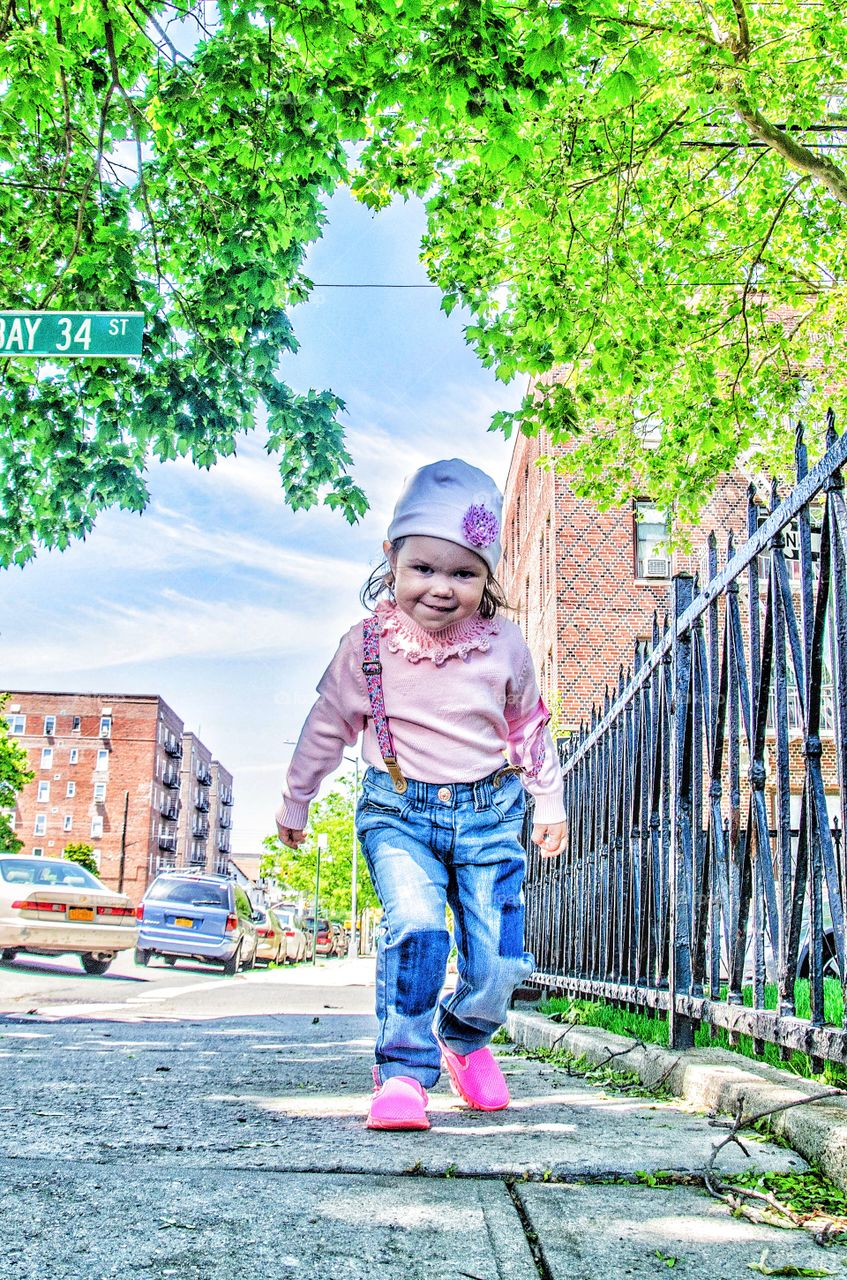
[[356, 765, 534, 1087]]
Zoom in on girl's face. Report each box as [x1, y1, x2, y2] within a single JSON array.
[[385, 535, 488, 632]]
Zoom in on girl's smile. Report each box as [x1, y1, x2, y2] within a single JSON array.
[[385, 535, 488, 633]]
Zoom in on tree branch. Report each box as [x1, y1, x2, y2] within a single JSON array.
[[730, 81, 847, 204]]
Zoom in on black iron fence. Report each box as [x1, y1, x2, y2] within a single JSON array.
[[524, 413, 847, 1069]]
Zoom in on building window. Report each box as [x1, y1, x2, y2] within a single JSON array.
[[94, 781, 107, 802], [96, 749, 109, 771], [63, 815, 73, 832], [72, 716, 81, 732], [90, 816, 103, 838], [634, 501, 671, 579], [5, 714, 25, 734], [37, 781, 50, 803], [99, 716, 111, 737], [66, 781, 76, 798], [34, 814, 47, 836], [69, 748, 79, 765], [32, 847, 44, 857], [43, 715, 56, 735], [40, 748, 53, 769]]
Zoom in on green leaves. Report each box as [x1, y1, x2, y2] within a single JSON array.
[[5, 0, 847, 557]]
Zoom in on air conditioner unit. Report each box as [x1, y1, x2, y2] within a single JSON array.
[[645, 557, 671, 578]]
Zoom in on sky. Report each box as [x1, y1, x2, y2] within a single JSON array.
[[1, 190, 524, 852]]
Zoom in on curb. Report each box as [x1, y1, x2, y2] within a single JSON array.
[[507, 1008, 847, 1191]]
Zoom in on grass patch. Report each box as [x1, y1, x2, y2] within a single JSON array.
[[538, 982, 847, 1087], [510, 1042, 674, 1098]]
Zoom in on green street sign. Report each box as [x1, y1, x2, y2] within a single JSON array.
[[0, 311, 144, 358]]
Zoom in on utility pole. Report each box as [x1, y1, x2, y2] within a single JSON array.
[[349, 757, 360, 958], [313, 833, 328, 966], [117, 790, 129, 893]]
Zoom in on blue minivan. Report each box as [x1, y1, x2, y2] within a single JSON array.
[[135, 871, 259, 975]]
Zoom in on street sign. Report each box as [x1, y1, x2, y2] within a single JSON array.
[[0, 311, 143, 358]]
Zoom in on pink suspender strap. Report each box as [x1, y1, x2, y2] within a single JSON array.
[[362, 616, 408, 795]]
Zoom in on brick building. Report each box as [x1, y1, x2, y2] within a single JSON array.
[[500, 427, 750, 728], [4, 691, 234, 900], [499, 423, 841, 829]]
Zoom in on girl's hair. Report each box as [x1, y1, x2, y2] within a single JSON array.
[[360, 537, 510, 621]]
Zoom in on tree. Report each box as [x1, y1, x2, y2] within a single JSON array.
[[0, 696, 35, 852], [4, 1, 847, 563], [1, 0, 369, 567], [62, 842, 100, 875], [353, 0, 847, 523], [261, 778, 378, 923]]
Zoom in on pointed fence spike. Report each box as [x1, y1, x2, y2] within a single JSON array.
[[826, 407, 838, 447], [727, 529, 735, 558], [652, 611, 660, 645], [770, 477, 780, 512]]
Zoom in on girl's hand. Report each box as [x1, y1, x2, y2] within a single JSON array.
[[532, 821, 567, 859], [277, 825, 306, 849]]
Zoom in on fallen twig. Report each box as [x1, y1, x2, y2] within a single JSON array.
[[703, 1089, 847, 1246]]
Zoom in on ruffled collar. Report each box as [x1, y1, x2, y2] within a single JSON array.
[[375, 601, 499, 666]]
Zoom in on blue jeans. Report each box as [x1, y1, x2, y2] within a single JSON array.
[[356, 766, 534, 1087]]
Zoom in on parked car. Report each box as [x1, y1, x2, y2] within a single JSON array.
[[135, 871, 259, 975], [0, 855, 138, 974], [253, 906, 284, 965], [303, 916, 334, 957], [331, 923, 348, 956], [272, 906, 309, 963]]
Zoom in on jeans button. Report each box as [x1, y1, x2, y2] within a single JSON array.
[[437, 786, 451, 803]]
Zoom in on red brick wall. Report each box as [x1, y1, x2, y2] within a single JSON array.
[[5, 691, 182, 901], [499, 432, 750, 729]]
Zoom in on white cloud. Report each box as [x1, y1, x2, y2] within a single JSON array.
[[1, 590, 353, 675]]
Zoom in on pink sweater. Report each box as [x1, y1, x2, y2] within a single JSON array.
[[276, 603, 566, 829]]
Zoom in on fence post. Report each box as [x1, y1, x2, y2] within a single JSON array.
[[669, 573, 696, 1050]]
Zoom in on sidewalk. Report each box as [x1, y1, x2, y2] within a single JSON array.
[[0, 977, 841, 1279]]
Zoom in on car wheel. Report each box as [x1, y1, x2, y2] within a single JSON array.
[[164, 956, 177, 967], [134, 947, 151, 966], [81, 954, 112, 976], [222, 943, 242, 977], [1, 948, 17, 961]]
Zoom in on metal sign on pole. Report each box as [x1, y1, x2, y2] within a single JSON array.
[[0, 311, 144, 358]]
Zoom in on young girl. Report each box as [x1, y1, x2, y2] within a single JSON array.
[[276, 458, 566, 1131]]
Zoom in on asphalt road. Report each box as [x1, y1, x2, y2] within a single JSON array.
[[0, 948, 378, 1020]]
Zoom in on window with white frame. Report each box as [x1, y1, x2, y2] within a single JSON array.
[[634, 501, 671, 579], [69, 748, 79, 765], [94, 781, 106, 802], [43, 715, 56, 735], [99, 716, 111, 737], [32, 847, 44, 857], [96, 749, 109, 771], [40, 747, 53, 769], [37, 781, 50, 802], [72, 715, 81, 732], [90, 816, 103, 837], [66, 781, 76, 798], [34, 814, 47, 836], [63, 815, 72, 832], [5, 714, 25, 734]]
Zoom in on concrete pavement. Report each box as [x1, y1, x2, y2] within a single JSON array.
[[0, 961, 842, 1279]]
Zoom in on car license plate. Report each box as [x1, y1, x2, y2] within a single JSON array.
[[174, 917, 194, 928], [68, 907, 94, 921]]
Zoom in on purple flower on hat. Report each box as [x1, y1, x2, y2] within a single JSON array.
[[462, 503, 499, 548]]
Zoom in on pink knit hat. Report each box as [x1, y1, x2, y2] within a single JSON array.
[[387, 459, 503, 575]]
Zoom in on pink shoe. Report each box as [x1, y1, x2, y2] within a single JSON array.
[[439, 1041, 510, 1111], [367, 1070, 430, 1131]]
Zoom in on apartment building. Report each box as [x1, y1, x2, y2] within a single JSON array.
[[4, 691, 234, 899], [499, 425, 841, 829], [499, 427, 749, 728]]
